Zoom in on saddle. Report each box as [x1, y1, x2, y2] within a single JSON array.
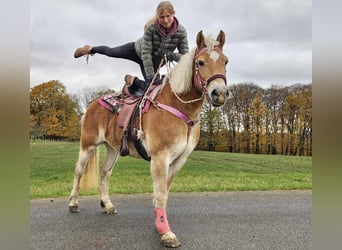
[[97, 84, 161, 161]]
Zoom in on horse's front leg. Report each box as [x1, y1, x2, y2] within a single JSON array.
[[151, 155, 181, 248]]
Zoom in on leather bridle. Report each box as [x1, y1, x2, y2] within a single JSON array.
[[193, 47, 227, 94]]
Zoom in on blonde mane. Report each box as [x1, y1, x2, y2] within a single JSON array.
[[167, 48, 196, 94], [204, 35, 220, 52], [166, 35, 219, 95]]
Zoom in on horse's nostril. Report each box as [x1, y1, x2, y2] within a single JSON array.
[[212, 89, 218, 97]]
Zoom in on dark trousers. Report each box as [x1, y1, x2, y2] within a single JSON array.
[[91, 42, 148, 90]]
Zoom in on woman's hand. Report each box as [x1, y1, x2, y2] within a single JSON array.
[[166, 52, 178, 61]]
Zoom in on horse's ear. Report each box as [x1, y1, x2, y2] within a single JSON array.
[[216, 30, 226, 49], [196, 30, 206, 49]]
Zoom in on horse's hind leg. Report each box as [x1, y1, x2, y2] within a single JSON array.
[[100, 144, 119, 214], [69, 146, 96, 212]]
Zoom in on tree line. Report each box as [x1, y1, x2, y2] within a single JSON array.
[[30, 80, 312, 156], [197, 83, 312, 156], [30, 80, 113, 141]]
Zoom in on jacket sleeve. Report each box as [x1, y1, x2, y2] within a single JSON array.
[[141, 26, 155, 80], [177, 27, 189, 59]]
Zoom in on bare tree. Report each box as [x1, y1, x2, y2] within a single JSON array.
[[77, 85, 116, 113]]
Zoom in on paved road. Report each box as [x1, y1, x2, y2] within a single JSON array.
[[30, 191, 311, 250]]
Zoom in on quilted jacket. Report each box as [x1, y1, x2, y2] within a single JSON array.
[[134, 19, 189, 80]]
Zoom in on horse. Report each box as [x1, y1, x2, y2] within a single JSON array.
[[69, 30, 229, 248]]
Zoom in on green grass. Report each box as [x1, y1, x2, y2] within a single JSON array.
[[30, 141, 312, 199]]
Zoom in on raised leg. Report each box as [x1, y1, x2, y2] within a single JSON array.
[[69, 146, 96, 212], [150, 154, 181, 248], [167, 130, 199, 190], [167, 158, 187, 191], [167, 150, 193, 191], [99, 144, 120, 214]]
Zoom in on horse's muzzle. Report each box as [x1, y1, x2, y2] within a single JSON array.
[[208, 82, 229, 107]]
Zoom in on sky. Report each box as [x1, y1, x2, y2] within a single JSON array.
[[30, 0, 312, 95]]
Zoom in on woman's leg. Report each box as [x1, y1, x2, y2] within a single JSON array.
[[92, 42, 148, 82], [91, 42, 140, 62], [75, 42, 152, 95]]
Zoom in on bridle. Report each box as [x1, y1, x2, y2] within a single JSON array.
[[193, 46, 227, 94], [140, 46, 228, 129]]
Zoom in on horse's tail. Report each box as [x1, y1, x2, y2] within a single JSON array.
[[80, 147, 99, 191]]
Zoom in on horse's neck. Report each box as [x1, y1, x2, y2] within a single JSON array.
[[158, 82, 204, 120]]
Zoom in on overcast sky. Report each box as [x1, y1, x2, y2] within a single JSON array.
[[30, 0, 312, 95]]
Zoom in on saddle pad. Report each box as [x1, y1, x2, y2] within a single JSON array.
[[97, 93, 124, 112]]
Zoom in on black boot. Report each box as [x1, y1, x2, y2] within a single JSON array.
[[128, 78, 146, 96]]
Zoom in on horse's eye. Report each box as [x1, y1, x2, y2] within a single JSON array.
[[197, 60, 205, 67]]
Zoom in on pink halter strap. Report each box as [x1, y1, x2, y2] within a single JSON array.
[[154, 102, 199, 127]]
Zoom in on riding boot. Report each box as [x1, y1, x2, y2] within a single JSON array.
[[74, 45, 94, 58], [121, 74, 136, 96], [128, 78, 146, 96]]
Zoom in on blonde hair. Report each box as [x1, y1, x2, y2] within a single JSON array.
[[144, 1, 175, 31]]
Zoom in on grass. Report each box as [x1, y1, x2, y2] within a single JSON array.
[[30, 141, 312, 199]]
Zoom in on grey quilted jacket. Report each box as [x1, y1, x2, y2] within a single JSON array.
[[134, 22, 189, 80]]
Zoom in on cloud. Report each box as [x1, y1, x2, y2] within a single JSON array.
[[30, 0, 312, 94]]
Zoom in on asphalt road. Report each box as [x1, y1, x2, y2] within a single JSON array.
[[30, 191, 311, 250]]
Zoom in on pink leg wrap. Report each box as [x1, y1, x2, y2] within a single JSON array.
[[154, 208, 171, 235]]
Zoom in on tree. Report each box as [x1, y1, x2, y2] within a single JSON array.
[[30, 80, 81, 140], [283, 84, 312, 156], [221, 83, 312, 156], [228, 83, 262, 153], [76, 86, 116, 113], [249, 95, 267, 154], [262, 85, 288, 154], [297, 85, 312, 156], [223, 93, 240, 152], [199, 101, 225, 151]]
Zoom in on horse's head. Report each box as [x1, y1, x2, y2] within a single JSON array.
[[194, 30, 229, 107]]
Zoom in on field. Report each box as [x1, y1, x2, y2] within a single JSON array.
[[30, 141, 312, 199]]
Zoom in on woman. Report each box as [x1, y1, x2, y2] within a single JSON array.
[[74, 1, 189, 95]]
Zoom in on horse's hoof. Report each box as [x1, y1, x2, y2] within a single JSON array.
[[104, 207, 118, 214], [161, 232, 181, 248], [69, 205, 80, 213], [100, 200, 118, 214]]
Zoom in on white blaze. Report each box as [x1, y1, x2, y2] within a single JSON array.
[[209, 51, 220, 62]]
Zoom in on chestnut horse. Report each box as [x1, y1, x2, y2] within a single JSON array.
[[69, 30, 229, 248]]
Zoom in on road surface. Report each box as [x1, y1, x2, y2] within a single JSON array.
[[30, 190, 311, 249]]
